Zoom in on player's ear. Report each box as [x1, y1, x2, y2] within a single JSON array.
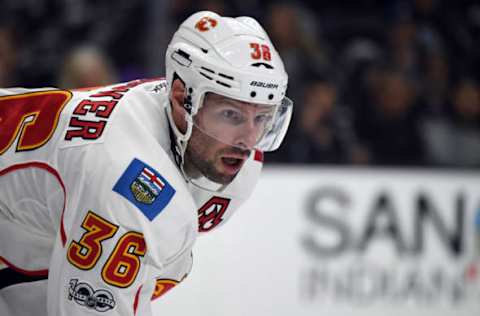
[[170, 78, 187, 133]]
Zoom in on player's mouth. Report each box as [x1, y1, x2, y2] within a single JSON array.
[[220, 154, 248, 175]]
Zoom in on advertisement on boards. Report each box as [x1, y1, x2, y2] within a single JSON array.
[[155, 167, 480, 316]]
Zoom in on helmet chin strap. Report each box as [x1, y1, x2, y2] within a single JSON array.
[[165, 102, 193, 181], [189, 174, 229, 193]]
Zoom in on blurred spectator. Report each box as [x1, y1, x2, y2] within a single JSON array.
[[1, 0, 148, 86], [467, 3, 480, 81], [338, 38, 384, 109], [3, 1, 480, 168], [197, 0, 227, 15], [266, 2, 331, 103], [418, 51, 450, 117], [57, 46, 117, 89], [354, 69, 425, 165], [386, 17, 423, 83], [0, 26, 19, 87], [422, 78, 480, 167], [269, 76, 368, 164]]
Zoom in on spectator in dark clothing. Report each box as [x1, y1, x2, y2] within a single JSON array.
[[422, 78, 480, 167], [272, 76, 368, 164], [265, 2, 331, 103], [354, 69, 425, 165], [0, 26, 19, 87]]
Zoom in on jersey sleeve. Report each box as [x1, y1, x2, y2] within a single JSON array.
[[47, 121, 197, 315]]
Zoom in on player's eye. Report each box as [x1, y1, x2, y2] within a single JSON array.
[[255, 113, 272, 125], [219, 109, 244, 125]]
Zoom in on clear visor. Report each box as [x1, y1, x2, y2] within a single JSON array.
[[193, 93, 293, 152]]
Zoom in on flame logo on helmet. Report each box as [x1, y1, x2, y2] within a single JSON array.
[[195, 17, 218, 32]]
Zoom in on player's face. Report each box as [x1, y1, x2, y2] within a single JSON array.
[[184, 93, 273, 184]]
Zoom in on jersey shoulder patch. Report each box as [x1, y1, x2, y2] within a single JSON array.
[[113, 158, 176, 221]]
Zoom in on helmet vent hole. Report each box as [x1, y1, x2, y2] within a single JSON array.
[[250, 91, 257, 97], [216, 81, 231, 88], [268, 94, 274, 100], [219, 73, 234, 80], [177, 49, 190, 59], [171, 50, 192, 67], [200, 67, 215, 73], [200, 72, 213, 80]]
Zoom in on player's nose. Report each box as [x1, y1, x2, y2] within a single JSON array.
[[235, 119, 260, 150]]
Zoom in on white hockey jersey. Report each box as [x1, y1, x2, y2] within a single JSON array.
[[0, 78, 262, 316]]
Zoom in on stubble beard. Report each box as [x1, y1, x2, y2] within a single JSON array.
[[183, 127, 237, 185]]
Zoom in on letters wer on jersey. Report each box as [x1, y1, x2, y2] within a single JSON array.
[[113, 158, 175, 221]]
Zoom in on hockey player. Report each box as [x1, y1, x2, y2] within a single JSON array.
[[0, 11, 292, 316]]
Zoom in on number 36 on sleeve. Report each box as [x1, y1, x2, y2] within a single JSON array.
[[67, 211, 146, 288]]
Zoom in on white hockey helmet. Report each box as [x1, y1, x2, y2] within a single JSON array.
[[165, 11, 292, 161]]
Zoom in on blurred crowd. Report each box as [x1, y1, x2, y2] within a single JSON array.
[[1, 0, 479, 168]]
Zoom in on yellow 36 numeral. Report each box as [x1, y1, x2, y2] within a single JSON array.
[[67, 211, 118, 270], [102, 232, 146, 288], [67, 211, 146, 288]]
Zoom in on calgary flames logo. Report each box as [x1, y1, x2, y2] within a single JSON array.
[[195, 16, 218, 32], [198, 197, 230, 232]]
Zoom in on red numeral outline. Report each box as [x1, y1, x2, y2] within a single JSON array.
[[67, 211, 119, 270], [0, 90, 71, 155], [250, 43, 272, 61], [250, 43, 262, 59], [67, 212, 146, 288], [102, 231, 146, 288], [261, 44, 272, 61]]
